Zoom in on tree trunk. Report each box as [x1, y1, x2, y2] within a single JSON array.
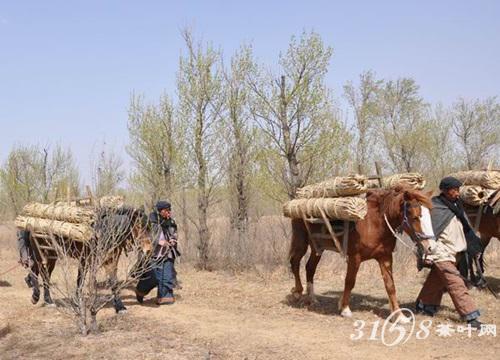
[[195, 113, 210, 270], [180, 186, 189, 256]]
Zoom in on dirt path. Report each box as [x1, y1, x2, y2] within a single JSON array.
[[1, 224, 499, 359]]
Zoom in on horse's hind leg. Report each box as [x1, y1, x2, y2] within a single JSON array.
[[289, 221, 308, 299], [305, 251, 322, 304], [30, 264, 41, 305], [339, 254, 361, 317], [42, 258, 56, 306], [479, 236, 491, 273]]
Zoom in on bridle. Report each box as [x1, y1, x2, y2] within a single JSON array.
[[400, 201, 435, 243], [384, 200, 435, 251]]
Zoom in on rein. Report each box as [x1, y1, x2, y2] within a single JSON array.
[[383, 213, 414, 251]]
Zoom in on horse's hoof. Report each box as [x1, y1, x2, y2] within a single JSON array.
[[117, 309, 128, 315], [31, 295, 40, 305], [340, 307, 353, 318], [395, 314, 412, 324], [44, 302, 56, 308], [305, 296, 319, 306], [290, 288, 303, 299]]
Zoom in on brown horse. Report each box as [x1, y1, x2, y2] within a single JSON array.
[[464, 189, 500, 271], [289, 187, 434, 320]]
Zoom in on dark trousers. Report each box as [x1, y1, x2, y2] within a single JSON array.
[[136, 259, 176, 299]]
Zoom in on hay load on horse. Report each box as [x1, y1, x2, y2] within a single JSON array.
[[15, 196, 126, 242], [367, 172, 426, 190], [285, 172, 435, 321], [451, 170, 500, 190], [450, 170, 500, 272], [296, 174, 368, 198], [14, 196, 149, 313]]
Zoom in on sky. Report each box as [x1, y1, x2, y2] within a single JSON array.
[[0, 0, 499, 184]]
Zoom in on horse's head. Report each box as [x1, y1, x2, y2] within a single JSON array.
[[129, 207, 152, 252], [398, 188, 435, 255], [380, 186, 435, 256]]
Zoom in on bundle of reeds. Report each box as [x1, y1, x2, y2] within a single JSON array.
[[14, 216, 93, 242], [367, 173, 426, 190], [459, 185, 494, 207], [283, 197, 367, 221], [21, 203, 95, 224], [450, 170, 500, 190], [296, 175, 368, 198]]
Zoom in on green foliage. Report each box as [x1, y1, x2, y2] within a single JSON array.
[[0, 144, 80, 217], [249, 30, 351, 199]]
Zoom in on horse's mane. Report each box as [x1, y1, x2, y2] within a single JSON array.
[[367, 186, 432, 219]]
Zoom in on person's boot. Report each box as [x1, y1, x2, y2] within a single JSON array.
[[415, 300, 437, 317], [467, 318, 482, 330], [135, 290, 145, 304], [156, 297, 175, 305]]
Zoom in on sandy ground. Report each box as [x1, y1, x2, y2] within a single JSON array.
[[0, 223, 499, 359]]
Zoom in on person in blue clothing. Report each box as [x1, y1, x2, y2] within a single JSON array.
[[135, 200, 180, 305]]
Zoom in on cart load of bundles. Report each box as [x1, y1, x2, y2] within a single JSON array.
[[282, 173, 426, 221], [450, 170, 500, 210], [14, 196, 125, 242]]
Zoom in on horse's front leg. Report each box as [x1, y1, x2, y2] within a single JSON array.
[[30, 263, 41, 305], [305, 251, 322, 304], [289, 226, 308, 299], [479, 236, 491, 273], [339, 254, 361, 317], [105, 250, 127, 314], [377, 255, 411, 323], [110, 270, 127, 314]]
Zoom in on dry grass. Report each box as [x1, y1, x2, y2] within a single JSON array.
[[1, 222, 499, 359]]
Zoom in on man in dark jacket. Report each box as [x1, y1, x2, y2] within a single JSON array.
[[135, 200, 180, 305], [415, 176, 483, 328]]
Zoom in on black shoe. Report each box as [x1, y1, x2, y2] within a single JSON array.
[[467, 319, 482, 330], [415, 301, 436, 317]]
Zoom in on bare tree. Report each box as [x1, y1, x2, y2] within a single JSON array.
[[343, 70, 382, 174], [177, 29, 225, 269], [223, 45, 255, 252], [452, 97, 499, 170], [376, 78, 430, 172], [248, 31, 348, 199], [127, 93, 179, 205], [92, 144, 125, 197], [44, 209, 153, 335]]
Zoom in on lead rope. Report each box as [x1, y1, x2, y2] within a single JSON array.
[[383, 214, 414, 251], [0, 263, 20, 277]]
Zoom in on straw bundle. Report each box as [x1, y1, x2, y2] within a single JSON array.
[[367, 173, 426, 190], [382, 173, 426, 190], [297, 175, 368, 198], [14, 216, 93, 242], [283, 197, 367, 221], [54, 195, 124, 209], [21, 203, 95, 224], [450, 170, 500, 190], [98, 195, 124, 209], [459, 186, 495, 207]]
